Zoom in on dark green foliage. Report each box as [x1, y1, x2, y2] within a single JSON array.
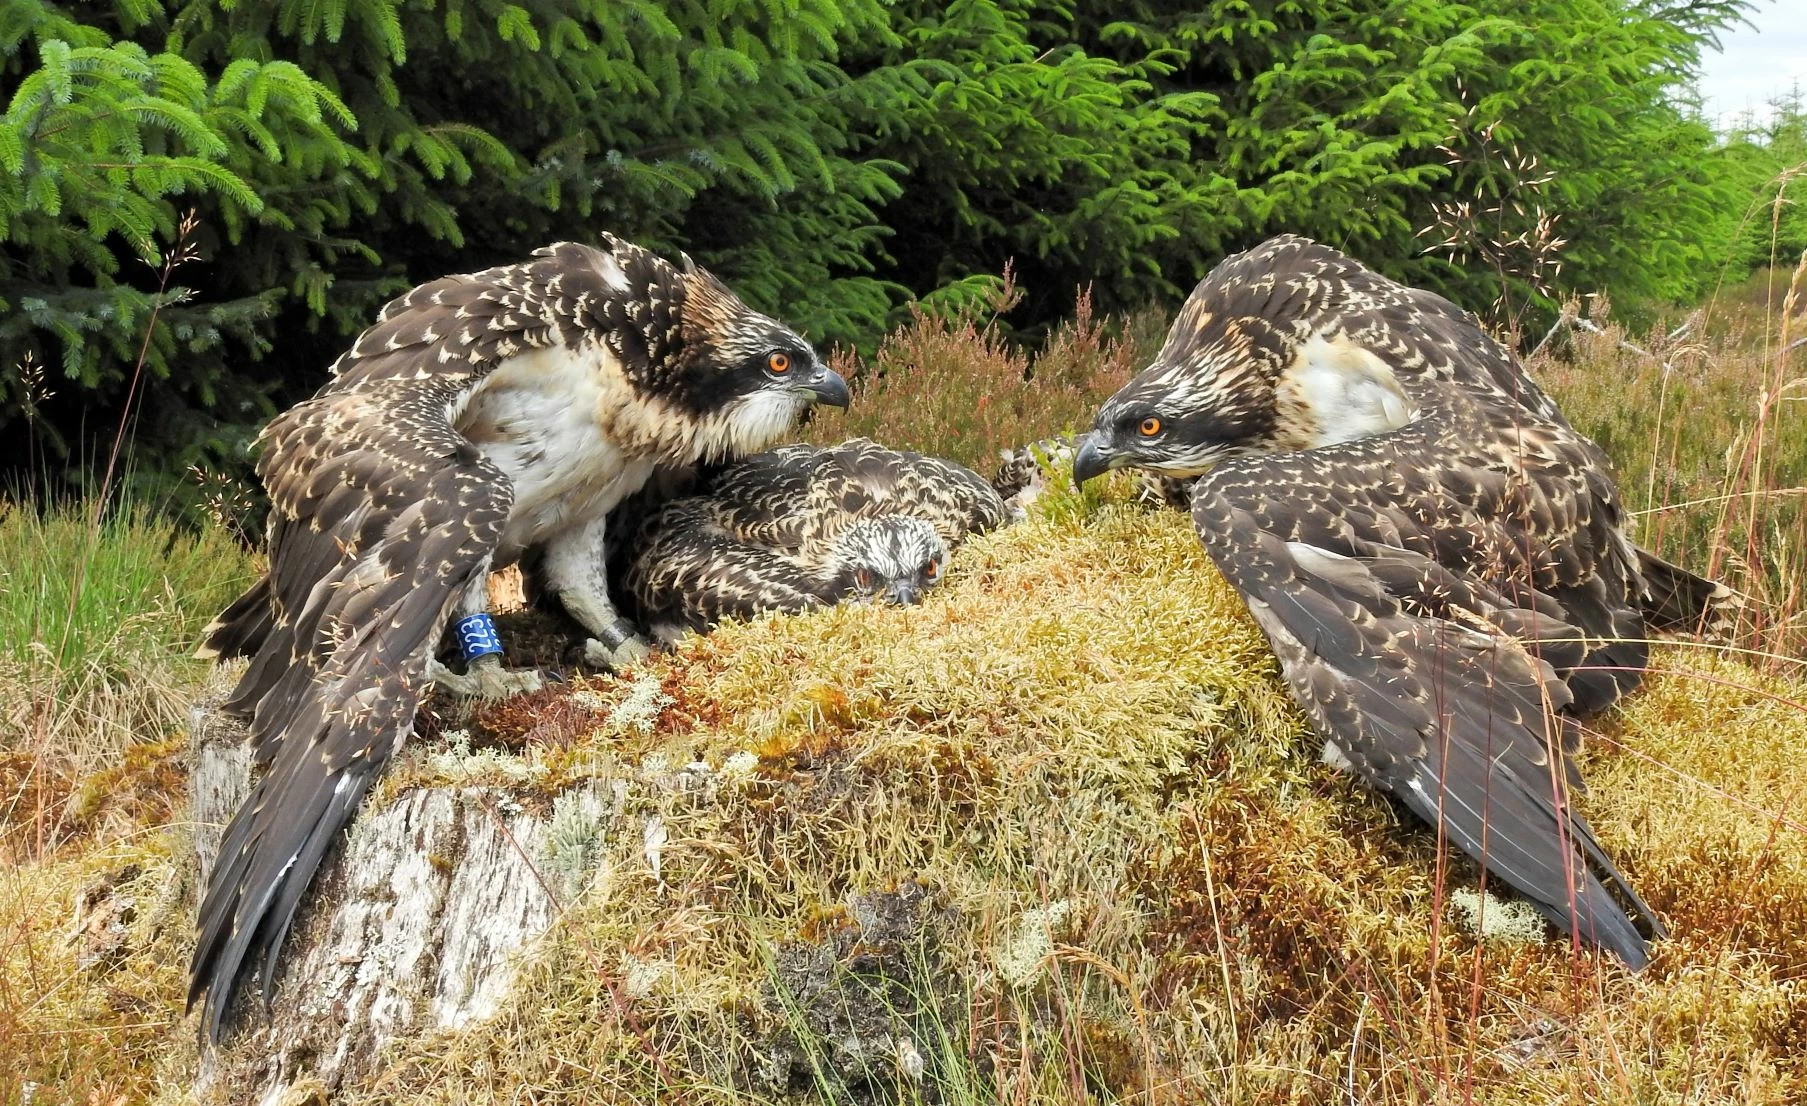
[[2, 3, 362, 487], [1718, 94, 1807, 274], [3, 0, 906, 498], [0, 0, 1782, 504]]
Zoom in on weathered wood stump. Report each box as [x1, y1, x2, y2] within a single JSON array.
[[187, 699, 562, 1103], [183, 604, 948, 1104]]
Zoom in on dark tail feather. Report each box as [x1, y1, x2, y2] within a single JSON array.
[[197, 575, 275, 662], [1638, 547, 1744, 640], [1568, 636, 1650, 718], [188, 723, 380, 1043], [1402, 743, 1661, 971]]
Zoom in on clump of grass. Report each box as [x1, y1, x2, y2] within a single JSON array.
[[0, 499, 254, 858], [805, 274, 1142, 472], [0, 833, 197, 1105]]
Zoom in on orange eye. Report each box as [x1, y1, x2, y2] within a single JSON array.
[[767, 352, 791, 374], [1138, 416, 1162, 437], [855, 569, 873, 589], [924, 561, 940, 580]]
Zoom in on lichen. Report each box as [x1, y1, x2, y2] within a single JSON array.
[[607, 673, 673, 735], [419, 729, 539, 784], [992, 899, 1071, 988], [1447, 887, 1550, 947], [540, 784, 615, 901]]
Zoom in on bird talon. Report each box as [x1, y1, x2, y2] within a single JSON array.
[[428, 655, 542, 699], [584, 634, 652, 671]]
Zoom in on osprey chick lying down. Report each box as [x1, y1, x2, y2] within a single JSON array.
[[621, 438, 1008, 640], [190, 236, 848, 1041], [1076, 235, 1738, 969]]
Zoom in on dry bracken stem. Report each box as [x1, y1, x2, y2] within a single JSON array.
[[1042, 945, 1156, 1103]]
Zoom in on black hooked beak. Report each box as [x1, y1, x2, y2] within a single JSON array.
[[800, 363, 851, 409], [1072, 432, 1125, 485], [885, 581, 921, 606]]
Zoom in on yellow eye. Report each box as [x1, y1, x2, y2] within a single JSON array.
[[1138, 416, 1162, 437], [768, 352, 791, 374]]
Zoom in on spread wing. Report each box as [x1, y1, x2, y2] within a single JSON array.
[[200, 238, 673, 694], [188, 244, 647, 1039], [1190, 436, 1665, 968], [189, 378, 513, 1041]]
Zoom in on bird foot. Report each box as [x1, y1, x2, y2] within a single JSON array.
[[584, 631, 652, 672], [427, 656, 544, 699]]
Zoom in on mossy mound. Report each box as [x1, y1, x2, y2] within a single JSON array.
[[364, 500, 1807, 1104], [8, 496, 1806, 1104]]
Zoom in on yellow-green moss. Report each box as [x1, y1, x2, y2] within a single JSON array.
[[352, 501, 1807, 1105], [6, 485, 1806, 1105]]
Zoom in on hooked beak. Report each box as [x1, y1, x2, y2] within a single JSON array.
[[1072, 433, 1125, 485], [799, 365, 851, 409], [885, 582, 921, 606]]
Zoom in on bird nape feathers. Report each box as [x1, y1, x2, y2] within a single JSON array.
[[1075, 233, 1740, 970], [619, 438, 1009, 641], [189, 235, 849, 1042]]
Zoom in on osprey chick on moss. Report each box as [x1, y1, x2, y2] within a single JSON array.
[[621, 438, 1007, 639], [190, 236, 848, 1041], [1076, 235, 1738, 969]]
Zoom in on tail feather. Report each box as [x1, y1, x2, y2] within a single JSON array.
[[1638, 547, 1744, 640], [196, 575, 275, 662], [189, 746, 379, 1041]]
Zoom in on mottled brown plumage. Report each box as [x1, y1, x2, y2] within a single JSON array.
[[621, 438, 1007, 638], [1076, 234, 1739, 969], [190, 236, 849, 1042]]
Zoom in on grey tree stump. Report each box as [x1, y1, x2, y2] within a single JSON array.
[[187, 700, 562, 1103]]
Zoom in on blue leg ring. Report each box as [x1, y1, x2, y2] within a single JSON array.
[[455, 613, 504, 661]]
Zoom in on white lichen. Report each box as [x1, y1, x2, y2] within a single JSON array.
[[421, 730, 538, 784], [895, 1037, 926, 1081], [721, 750, 760, 781], [643, 814, 669, 884], [568, 688, 611, 711], [621, 954, 672, 999], [540, 786, 613, 900], [609, 673, 673, 735], [992, 899, 1071, 988], [1448, 887, 1549, 947]]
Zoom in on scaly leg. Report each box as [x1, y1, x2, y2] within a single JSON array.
[[426, 569, 544, 698], [541, 515, 652, 671]]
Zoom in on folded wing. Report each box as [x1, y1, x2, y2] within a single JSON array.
[[1191, 465, 1664, 968], [190, 381, 514, 1042]]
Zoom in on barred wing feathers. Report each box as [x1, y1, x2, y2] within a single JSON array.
[[1190, 435, 1664, 968], [627, 496, 836, 633], [624, 439, 1007, 635], [703, 438, 1009, 554], [189, 378, 513, 1041]]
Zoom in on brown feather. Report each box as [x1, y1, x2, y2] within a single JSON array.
[[1085, 235, 1701, 968]]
